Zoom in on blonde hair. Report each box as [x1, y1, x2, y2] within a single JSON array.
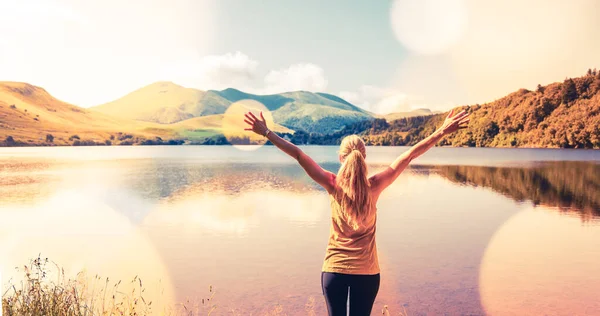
[[332, 135, 373, 230]]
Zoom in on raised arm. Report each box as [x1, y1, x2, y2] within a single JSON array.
[[371, 108, 470, 196], [244, 111, 336, 194]]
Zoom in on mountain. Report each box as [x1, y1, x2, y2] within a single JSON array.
[[0, 82, 294, 146], [211, 88, 373, 134], [0, 82, 166, 146], [91, 81, 206, 124], [360, 70, 600, 148], [5, 69, 599, 148], [383, 108, 435, 122], [91, 83, 374, 134]]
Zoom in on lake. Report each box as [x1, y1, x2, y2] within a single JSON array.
[[1, 145, 599, 315]]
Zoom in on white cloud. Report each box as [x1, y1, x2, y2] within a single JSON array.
[[160, 52, 259, 91], [161, 55, 329, 95], [339, 85, 454, 115], [261, 63, 328, 94]]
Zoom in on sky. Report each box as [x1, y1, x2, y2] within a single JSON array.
[[1, 0, 599, 114]]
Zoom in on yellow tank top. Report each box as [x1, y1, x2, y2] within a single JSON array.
[[321, 193, 380, 275]]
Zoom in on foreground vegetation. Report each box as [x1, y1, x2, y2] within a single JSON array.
[[2, 256, 409, 316], [2, 256, 176, 315]]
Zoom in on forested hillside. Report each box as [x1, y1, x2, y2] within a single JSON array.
[[360, 70, 600, 148]]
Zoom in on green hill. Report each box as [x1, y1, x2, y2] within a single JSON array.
[[196, 88, 373, 134], [91, 83, 374, 134], [91, 82, 207, 124]]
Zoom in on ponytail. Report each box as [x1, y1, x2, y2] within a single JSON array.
[[333, 135, 373, 230]]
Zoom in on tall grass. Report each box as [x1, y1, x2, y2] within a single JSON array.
[[2, 255, 410, 315], [2, 255, 162, 315]]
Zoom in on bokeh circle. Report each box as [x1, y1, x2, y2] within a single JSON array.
[[222, 99, 274, 151]]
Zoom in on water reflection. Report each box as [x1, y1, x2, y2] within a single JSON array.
[[434, 161, 600, 220]]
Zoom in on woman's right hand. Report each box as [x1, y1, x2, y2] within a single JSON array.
[[438, 108, 470, 135], [244, 111, 269, 136]]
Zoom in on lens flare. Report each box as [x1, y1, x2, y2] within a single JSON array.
[[390, 0, 468, 55], [0, 189, 176, 313], [479, 209, 600, 315], [222, 99, 274, 151]]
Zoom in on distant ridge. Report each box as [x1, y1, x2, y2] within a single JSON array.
[[7, 69, 597, 148], [0, 81, 292, 146], [383, 108, 435, 122], [91, 83, 374, 134]]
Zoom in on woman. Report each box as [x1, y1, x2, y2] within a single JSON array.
[[244, 109, 470, 315]]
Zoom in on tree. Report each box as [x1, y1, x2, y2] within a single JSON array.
[[536, 84, 545, 93], [5, 136, 15, 146], [485, 121, 500, 138], [561, 78, 578, 104], [46, 134, 54, 143]]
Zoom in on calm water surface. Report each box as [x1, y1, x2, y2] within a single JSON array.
[[1, 146, 599, 315]]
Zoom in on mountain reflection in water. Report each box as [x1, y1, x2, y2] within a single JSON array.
[[432, 161, 600, 221]]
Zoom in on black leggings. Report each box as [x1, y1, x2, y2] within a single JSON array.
[[321, 272, 380, 316]]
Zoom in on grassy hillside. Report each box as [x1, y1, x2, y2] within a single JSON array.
[[212, 88, 373, 134], [0, 82, 173, 146], [91, 81, 206, 124], [91, 83, 374, 134], [272, 102, 370, 134], [361, 70, 600, 148], [164, 114, 294, 141], [0, 82, 294, 146]]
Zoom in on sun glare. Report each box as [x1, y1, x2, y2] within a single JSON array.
[[0, 189, 176, 313], [479, 209, 600, 315], [222, 99, 274, 151], [390, 0, 468, 55]]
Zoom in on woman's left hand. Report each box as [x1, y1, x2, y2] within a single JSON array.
[[438, 108, 470, 135], [244, 111, 269, 136]]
